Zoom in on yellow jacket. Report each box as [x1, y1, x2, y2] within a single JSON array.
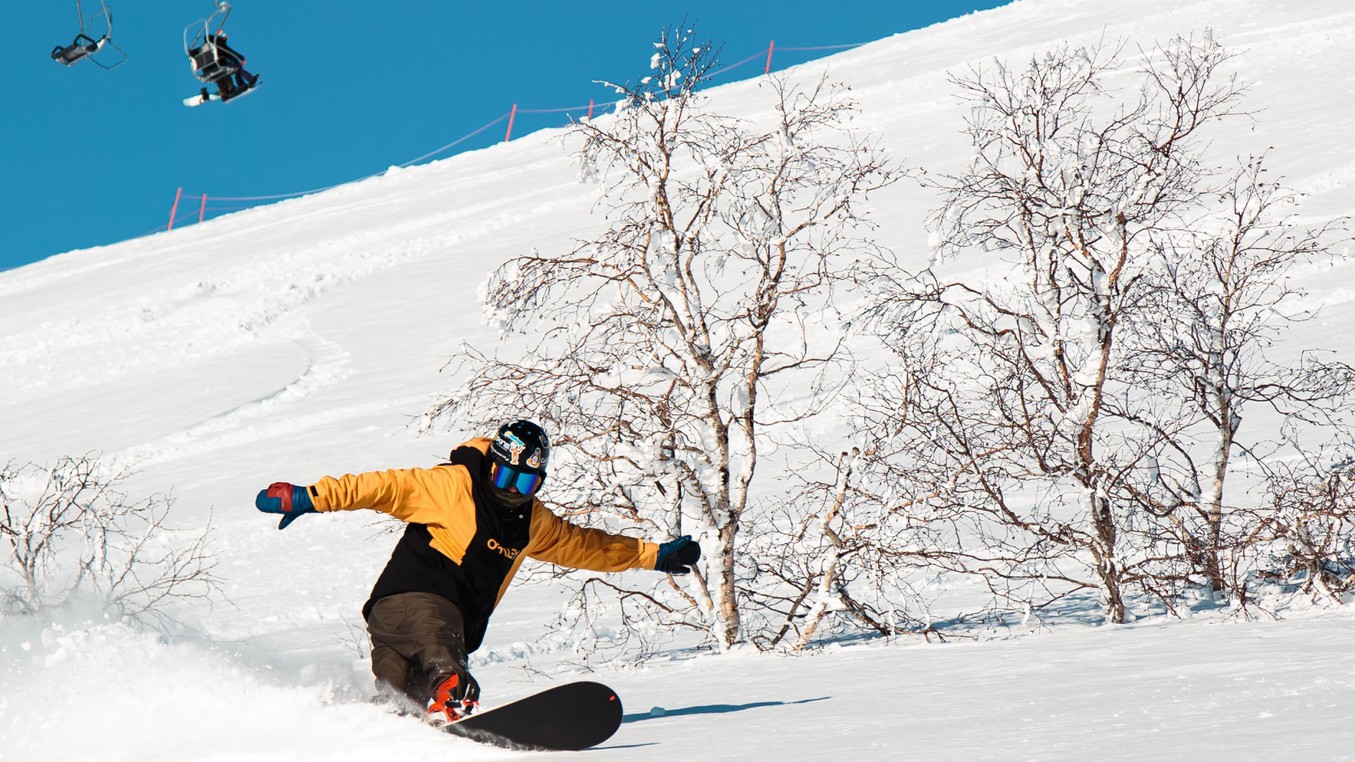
[[310, 438, 658, 649]]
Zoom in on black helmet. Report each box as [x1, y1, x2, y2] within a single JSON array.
[[487, 420, 550, 496]]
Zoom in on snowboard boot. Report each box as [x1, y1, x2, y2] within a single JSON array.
[[425, 673, 478, 728]]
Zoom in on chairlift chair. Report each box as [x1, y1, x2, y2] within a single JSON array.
[[183, 1, 259, 104], [184, 1, 239, 82], [51, 0, 125, 69]]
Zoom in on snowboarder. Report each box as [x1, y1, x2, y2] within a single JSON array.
[[254, 419, 701, 726]]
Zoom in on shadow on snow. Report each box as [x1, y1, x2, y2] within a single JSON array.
[[621, 695, 830, 724]]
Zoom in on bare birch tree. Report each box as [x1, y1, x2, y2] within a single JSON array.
[[427, 26, 898, 652], [1224, 443, 1355, 611], [1128, 155, 1355, 594], [855, 34, 1253, 624], [0, 456, 219, 629]]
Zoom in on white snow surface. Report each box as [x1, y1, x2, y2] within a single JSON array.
[[5, 1, 1355, 759]]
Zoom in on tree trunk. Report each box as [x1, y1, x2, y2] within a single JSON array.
[[717, 521, 742, 647]]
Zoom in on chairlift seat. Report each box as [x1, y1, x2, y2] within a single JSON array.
[[51, 33, 103, 66], [189, 42, 240, 82]]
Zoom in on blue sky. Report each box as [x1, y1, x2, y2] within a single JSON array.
[[0, 1, 1009, 272]]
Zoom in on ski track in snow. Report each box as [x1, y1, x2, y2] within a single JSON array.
[[0, 187, 550, 409], [110, 323, 358, 471]]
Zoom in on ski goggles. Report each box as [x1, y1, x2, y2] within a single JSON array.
[[488, 460, 545, 496]]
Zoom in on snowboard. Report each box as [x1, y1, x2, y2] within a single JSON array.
[[443, 680, 623, 751], [183, 89, 215, 107], [183, 82, 260, 107]]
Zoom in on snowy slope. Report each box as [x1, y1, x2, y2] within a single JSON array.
[[4, 1, 1355, 759]]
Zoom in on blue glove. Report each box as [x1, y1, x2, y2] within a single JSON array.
[[255, 482, 316, 530], [655, 535, 701, 575]]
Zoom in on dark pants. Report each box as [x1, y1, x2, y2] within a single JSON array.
[[365, 592, 470, 707]]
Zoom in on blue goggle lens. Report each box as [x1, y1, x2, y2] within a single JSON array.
[[489, 461, 544, 495]]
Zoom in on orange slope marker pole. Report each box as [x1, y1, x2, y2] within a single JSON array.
[[505, 104, 518, 141], [167, 186, 183, 231]]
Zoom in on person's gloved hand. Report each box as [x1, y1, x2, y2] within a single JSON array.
[[655, 535, 701, 575], [255, 482, 316, 530]]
